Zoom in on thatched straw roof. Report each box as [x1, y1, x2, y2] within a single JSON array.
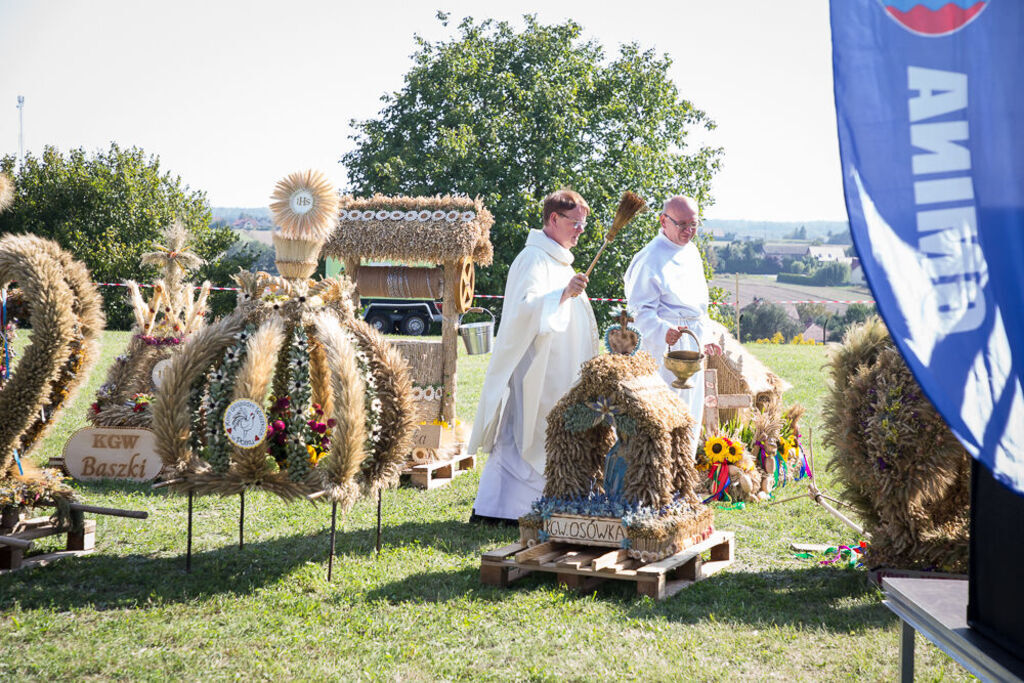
[[323, 195, 494, 266], [705, 320, 790, 421], [544, 353, 698, 508]]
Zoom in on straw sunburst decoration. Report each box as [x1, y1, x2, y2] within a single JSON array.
[[269, 169, 339, 241]]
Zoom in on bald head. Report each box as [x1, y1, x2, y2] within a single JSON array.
[[660, 195, 700, 246]]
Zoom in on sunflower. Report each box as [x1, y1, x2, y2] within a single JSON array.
[[704, 435, 729, 463], [726, 439, 744, 463]]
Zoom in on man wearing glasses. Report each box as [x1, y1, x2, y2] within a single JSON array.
[[624, 195, 722, 457], [469, 189, 600, 524]]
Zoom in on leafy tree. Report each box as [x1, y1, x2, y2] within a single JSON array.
[[826, 228, 852, 245], [795, 302, 830, 327], [821, 302, 878, 341], [812, 260, 851, 286], [786, 225, 807, 240], [342, 14, 723, 324], [738, 299, 801, 343], [0, 144, 255, 328]]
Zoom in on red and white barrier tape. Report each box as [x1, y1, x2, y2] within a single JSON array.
[[89, 283, 875, 305], [93, 282, 241, 291]]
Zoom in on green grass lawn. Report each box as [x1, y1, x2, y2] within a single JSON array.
[[0, 334, 971, 680]]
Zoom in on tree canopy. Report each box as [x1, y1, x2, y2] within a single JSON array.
[[342, 14, 723, 322], [0, 144, 255, 328]]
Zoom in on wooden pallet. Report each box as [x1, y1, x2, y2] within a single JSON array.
[[480, 530, 735, 600], [402, 452, 476, 489], [0, 514, 96, 572]]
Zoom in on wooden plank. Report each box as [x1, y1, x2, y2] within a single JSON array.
[[556, 549, 602, 570], [791, 542, 832, 553], [482, 543, 524, 561], [594, 559, 639, 576], [0, 548, 95, 573], [717, 394, 753, 409], [637, 547, 702, 576], [0, 535, 32, 550], [514, 541, 568, 564], [404, 452, 476, 489], [523, 547, 572, 566], [710, 532, 735, 562], [558, 572, 605, 592], [700, 560, 733, 579], [591, 549, 629, 571], [637, 575, 666, 599], [670, 556, 702, 582], [662, 579, 698, 599]]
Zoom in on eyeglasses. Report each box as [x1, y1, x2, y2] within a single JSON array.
[[557, 212, 587, 230], [663, 213, 701, 231]]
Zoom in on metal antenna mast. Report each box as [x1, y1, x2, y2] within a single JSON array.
[[16, 96, 25, 162]]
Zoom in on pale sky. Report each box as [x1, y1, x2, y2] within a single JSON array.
[[0, 0, 847, 222]]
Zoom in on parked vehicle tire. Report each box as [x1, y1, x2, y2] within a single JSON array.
[[366, 313, 392, 333], [399, 313, 429, 336]]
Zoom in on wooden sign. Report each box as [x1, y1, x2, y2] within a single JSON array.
[[543, 514, 626, 547], [62, 428, 162, 482], [411, 423, 456, 450]]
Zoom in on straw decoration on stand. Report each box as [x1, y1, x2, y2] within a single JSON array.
[[583, 191, 646, 278], [0, 173, 13, 214], [90, 221, 210, 428], [269, 169, 339, 242]]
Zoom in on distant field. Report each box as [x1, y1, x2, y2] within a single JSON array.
[[710, 274, 873, 318]]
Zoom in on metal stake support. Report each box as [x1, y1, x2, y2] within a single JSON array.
[[186, 491, 193, 573], [327, 501, 337, 581], [376, 488, 383, 555], [239, 491, 245, 549]]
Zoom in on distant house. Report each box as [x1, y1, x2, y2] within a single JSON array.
[[760, 243, 809, 265], [849, 257, 866, 285], [802, 323, 826, 343], [807, 245, 849, 262], [232, 218, 263, 231]]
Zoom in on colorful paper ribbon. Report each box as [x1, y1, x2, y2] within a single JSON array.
[[703, 462, 731, 503]]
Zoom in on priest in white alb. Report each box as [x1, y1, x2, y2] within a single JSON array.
[[469, 190, 600, 524], [624, 195, 722, 457]]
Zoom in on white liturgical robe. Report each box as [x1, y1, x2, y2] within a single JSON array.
[[624, 232, 711, 456], [469, 229, 600, 520]]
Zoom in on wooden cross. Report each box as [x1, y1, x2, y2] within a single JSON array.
[[702, 368, 753, 434], [616, 309, 634, 329]]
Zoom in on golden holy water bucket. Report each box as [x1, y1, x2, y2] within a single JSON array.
[[663, 328, 704, 390]]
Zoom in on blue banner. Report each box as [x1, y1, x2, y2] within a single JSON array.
[[830, 0, 1024, 495]]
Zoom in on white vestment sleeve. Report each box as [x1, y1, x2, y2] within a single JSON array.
[[625, 265, 672, 346]]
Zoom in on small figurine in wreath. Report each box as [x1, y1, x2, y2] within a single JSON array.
[[604, 307, 642, 356]]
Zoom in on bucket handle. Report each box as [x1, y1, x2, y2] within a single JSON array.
[[669, 327, 701, 353], [458, 306, 495, 327]]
